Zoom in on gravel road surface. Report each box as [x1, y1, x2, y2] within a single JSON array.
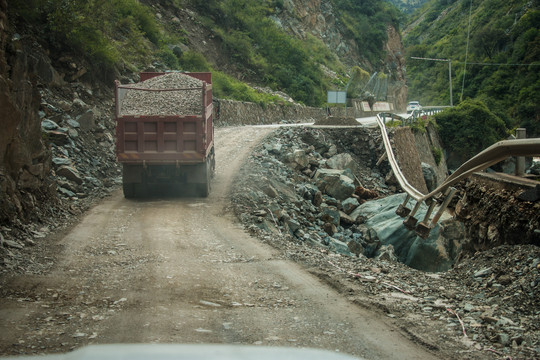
[[0, 127, 438, 359]]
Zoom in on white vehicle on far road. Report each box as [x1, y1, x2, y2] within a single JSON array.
[[406, 101, 422, 114]]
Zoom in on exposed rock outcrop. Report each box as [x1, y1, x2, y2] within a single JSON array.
[[455, 173, 540, 254], [273, 0, 407, 109], [0, 6, 53, 223]]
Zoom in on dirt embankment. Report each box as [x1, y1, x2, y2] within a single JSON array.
[[455, 173, 540, 254], [229, 127, 540, 360]]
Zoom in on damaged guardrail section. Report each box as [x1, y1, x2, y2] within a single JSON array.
[[376, 113, 540, 238]]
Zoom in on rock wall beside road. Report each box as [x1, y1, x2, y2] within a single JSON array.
[[413, 123, 449, 188], [214, 99, 327, 126], [0, 7, 53, 223], [390, 127, 429, 194], [213, 99, 395, 126], [455, 173, 540, 254]]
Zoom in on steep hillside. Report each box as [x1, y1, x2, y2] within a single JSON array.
[[0, 0, 407, 230], [403, 0, 539, 136], [9, 0, 406, 107], [178, 0, 406, 106], [386, 0, 428, 15]]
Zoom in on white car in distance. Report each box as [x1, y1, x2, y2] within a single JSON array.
[[406, 101, 422, 114]]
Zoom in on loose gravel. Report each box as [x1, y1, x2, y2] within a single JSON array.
[[120, 72, 204, 116]]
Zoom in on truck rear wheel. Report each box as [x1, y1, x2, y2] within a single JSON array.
[[123, 183, 135, 198], [197, 181, 210, 197], [196, 158, 212, 197], [122, 164, 148, 198], [123, 182, 148, 198]]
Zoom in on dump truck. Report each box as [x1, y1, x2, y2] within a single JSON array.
[[115, 71, 214, 198]]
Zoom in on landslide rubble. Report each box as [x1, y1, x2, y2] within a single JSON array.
[[1, 81, 121, 274], [230, 127, 540, 359]]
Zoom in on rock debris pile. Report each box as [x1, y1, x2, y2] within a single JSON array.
[[231, 127, 463, 272], [1, 82, 120, 273], [120, 72, 204, 116], [231, 126, 539, 359], [231, 127, 395, 259]]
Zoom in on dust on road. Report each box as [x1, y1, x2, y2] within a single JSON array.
[[0, 127, 437, 359]]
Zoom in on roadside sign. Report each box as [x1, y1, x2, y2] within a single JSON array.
[[327, 91, 346, 104]]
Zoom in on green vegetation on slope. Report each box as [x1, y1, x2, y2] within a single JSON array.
[[434, 99, 508, 163], [329, 0, 401, 64], [404, 0, 539, 136], [10, 0, 163, 78], [189, 0, 342, 106], [386, 0, 429, 15], [189, 0, 401, 105], [10, 0, 402, 106], [9, 0, 290, 103]]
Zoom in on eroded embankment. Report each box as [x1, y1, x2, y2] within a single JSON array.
[[230, 125, 540, 359], [229, 126, 463, 272], [455, 173, 540, 255]]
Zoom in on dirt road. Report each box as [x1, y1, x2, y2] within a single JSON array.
[[0, 127, 438, 359]]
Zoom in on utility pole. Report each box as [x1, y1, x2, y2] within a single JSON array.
[[410, 56, 453, 107]]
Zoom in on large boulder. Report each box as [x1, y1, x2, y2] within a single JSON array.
[[292, 149, 309, 169], [421, 162, 437, 192], [326, 175, 355, 201], [354, 193, 464, 272], [56, 165, 83, 185], [313, 169, 355, 200], [342, 197, 360, 214], [320, 205, 340, 226], [326, 153, 358, 174]]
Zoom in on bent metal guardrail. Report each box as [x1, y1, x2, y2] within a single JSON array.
[[375, 113, 540, 238]]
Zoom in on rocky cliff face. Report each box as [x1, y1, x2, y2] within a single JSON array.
[[0, 2, 119, 243], [384, 25, 407, 111], [275, 0, 362, 65], [0, 2, 54, 223], [273, 0, 407, 110]]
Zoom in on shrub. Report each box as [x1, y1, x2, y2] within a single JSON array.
[[158, 48, 179, 69], [431, 146, 443, 166], [434, 99, 508, 161], [178, 51, 212, 71]]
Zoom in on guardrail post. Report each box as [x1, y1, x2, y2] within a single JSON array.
[[415, 199, 437, 238], [395, 194, 411, 217], [428, 187, 457, 229], [403, 200, 422, 230], [516, 128, 526, 176]]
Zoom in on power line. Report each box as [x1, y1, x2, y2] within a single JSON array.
[[410, 56, 449, 62], [410, 57, 540, 66], [460, 0, 473, 102], [454, 61, 540, 66]]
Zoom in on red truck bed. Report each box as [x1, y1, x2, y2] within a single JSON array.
[[114, 72, 214, 197], [115, 72, 213, 164]]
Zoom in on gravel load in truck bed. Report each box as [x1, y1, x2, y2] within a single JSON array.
[[120, 72, 204, 116]]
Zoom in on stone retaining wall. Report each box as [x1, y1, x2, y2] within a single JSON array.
[[213, 99, 327, 126], [213, 99, 385, 126], [413, 123, 448, 187], [214, 98, 447, 196], [390, 127, 429, 194]]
